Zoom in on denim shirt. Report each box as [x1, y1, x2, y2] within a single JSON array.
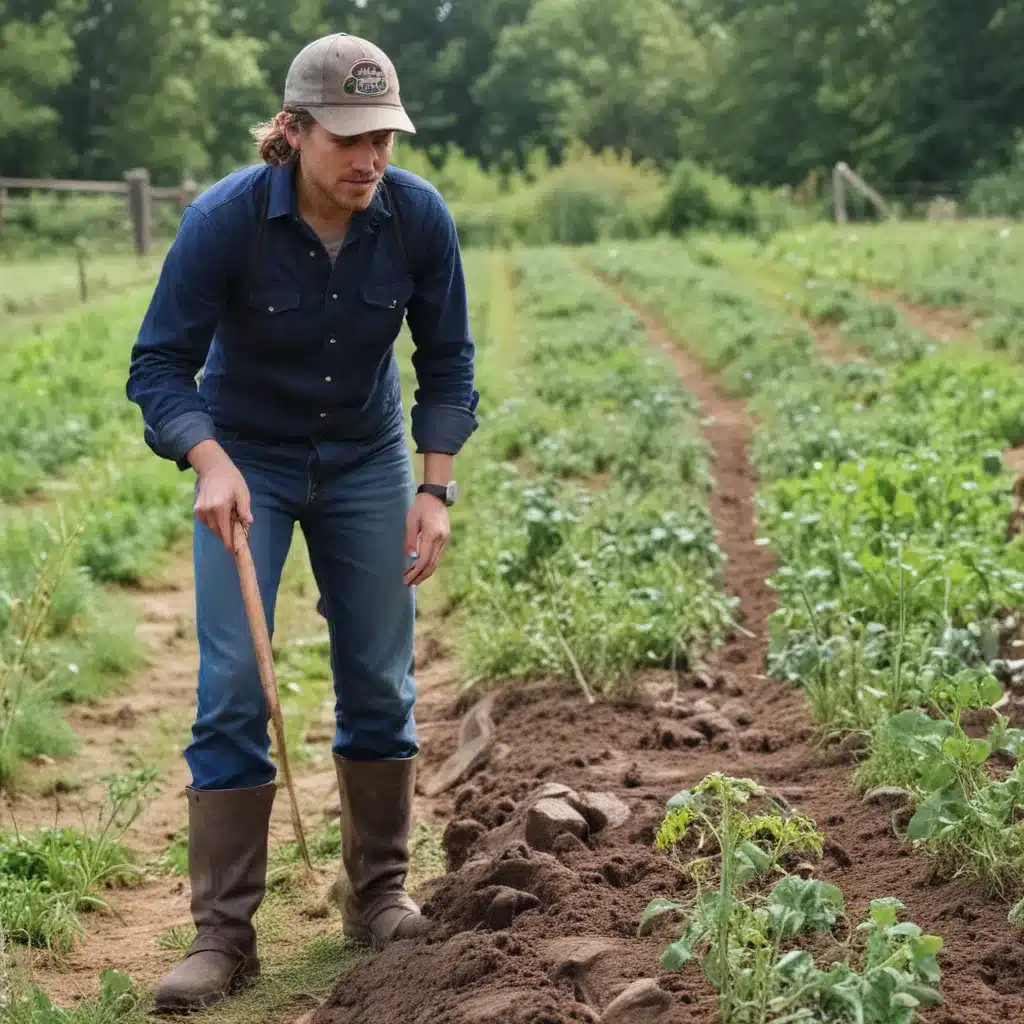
[[125, 162, 479, 470]]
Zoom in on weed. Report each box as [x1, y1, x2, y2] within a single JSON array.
[[643, 775, 944, 1023], [155, 924, 196, 952], [2, 970, 142, 1024], [0, 770, 157, 951]]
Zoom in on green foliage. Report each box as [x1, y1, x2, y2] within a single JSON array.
[[1, 970, 142, 1024], [3, 0, 1019, 228], [862, 708, 1024, 898], [643, 775, 943, 1023], [0, 199, 178, 260], [0, 770, 156, 951], [658, 161, 808, 237], [444, 250, 734, 692], [587, 237, 1024, 911], [761, 223, 1024, 358], [450, 148, 666, 248]]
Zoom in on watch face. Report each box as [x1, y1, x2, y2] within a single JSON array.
[[445, 481, 458, 504]]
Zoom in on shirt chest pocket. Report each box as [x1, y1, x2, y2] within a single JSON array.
[[242, 289, 306, 351], [357, 278, 416, 345]]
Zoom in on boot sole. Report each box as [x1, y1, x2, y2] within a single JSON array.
[[152, 972, 259, 1015]]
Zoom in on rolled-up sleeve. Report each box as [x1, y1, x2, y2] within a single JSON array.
[[405, 194, 479, 455], [126, 204, 231, 469]]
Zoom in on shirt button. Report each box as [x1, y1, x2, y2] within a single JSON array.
[[329, 338, 337, 344], [320, 412, 327, 418], [309, 250, 316, 257], [332, 293, 339, 299], [325, 376, 332, 382], [268, 305, 275, 312]]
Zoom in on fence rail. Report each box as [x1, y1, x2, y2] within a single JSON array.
[[0, 168, 198, 254]]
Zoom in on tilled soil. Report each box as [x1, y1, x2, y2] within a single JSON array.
[[310, 290, 1024, 1024]]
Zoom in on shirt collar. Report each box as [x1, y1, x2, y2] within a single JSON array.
[[264, 163, 393, 232], [266, 163, 296, 220]]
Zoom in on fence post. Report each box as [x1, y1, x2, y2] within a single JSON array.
[[123, 168, 152, 256], [833, 163, 847, 224], [0, 187, 6, 235], [180, 171, 198, 211], [75, 238, 88, 302]]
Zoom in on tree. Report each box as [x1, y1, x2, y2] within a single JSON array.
[[475, 0, 702, 169], [55, 0, 273, 183], [0, 2, 77, 176]]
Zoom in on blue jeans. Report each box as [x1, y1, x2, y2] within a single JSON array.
[[186, 426, 418, 791]]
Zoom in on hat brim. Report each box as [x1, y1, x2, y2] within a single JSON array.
[[306, 104, 416, 138]]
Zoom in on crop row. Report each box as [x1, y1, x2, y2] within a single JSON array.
[[444, 249, 734, 693], [587, 239, 1024, 912], [757, 222, 1024, 357]]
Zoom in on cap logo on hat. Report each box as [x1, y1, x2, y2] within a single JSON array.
[[343, 59, 390, 97]]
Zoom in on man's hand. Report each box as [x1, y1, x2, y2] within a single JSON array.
[[403, 492, 451, 586], [189, 439, 252, 552]]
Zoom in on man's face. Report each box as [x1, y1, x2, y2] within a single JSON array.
[[296, 121, 394, 213]]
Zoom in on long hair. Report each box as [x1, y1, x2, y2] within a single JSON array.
[[249, 106, 316, 166]]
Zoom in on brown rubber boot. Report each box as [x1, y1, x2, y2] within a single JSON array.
[[153, 782, 276, 1013], [334, 755, 431, 947]]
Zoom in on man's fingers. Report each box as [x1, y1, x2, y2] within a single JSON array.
[[214, 504, 234, 552], [405, 532, 447, 586], [236, 487, 253, 527]]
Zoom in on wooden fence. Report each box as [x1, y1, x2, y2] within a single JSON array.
[[0, 169, 198, 255]]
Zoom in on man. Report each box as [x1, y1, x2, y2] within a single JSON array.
[[126, 32, 477, 1012]]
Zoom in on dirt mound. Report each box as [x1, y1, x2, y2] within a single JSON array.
[[310, 693, 719, 1024]]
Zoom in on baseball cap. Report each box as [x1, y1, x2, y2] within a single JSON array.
[[284, 33, 416, 137]]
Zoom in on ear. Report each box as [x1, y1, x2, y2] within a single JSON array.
[[282, 115, 302, 152]]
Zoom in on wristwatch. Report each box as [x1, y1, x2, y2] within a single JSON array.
[[417, 481, 458, 507]]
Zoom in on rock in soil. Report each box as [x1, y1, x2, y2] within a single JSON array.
[[526, 798, 590, 851], [658, 723, 704, 749], [443, 818, 489, 871], [718, 698, 754, 726], [423, 693, 497, 797], [569, 792, 631, 833], [481, 886, 541, 929], [529, 781, 580, 804], [690, 712, 736, 739], [600, 979, 673, 1023]]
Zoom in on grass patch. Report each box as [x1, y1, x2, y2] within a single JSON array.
[[1, 969, 144, 1024], [0, 771, 157, 952], [155, 924, 195, 952]]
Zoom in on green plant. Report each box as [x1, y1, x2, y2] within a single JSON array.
[[0, 770, 157, 951], [156, 923, 196, 951], [586, 237, 1024, 915], [442, 249, 735, 692], [0, 524, 82, 784], [642, 776, 943, 1023], [1, 971, 142, 1024], [640, 775, 824, 995]]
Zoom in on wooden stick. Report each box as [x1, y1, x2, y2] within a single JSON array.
[[232, 519, 313, 871]]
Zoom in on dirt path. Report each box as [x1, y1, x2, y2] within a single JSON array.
[[303, 280, 1024, 1024], [865, 285, 980, 345]]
